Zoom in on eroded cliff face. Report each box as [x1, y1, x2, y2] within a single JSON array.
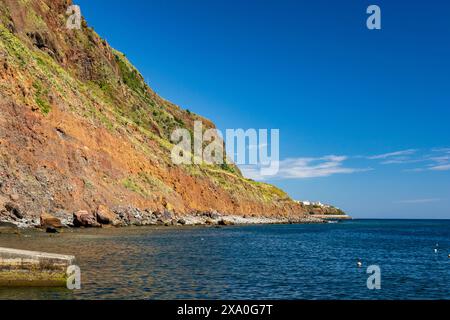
[[0, 0, 306, 224]]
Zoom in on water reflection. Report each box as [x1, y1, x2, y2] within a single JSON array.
[[0, 221, 449, 300]]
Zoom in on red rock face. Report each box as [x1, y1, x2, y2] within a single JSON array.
[[0, 0, 307, 223], [73, 210, 100, 228]]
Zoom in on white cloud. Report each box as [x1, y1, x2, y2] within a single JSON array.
[[405, 149, 450, 172], [380, 158, 425, 165], [240, 155, 371, 180], [240, 147, 450, 181], [427, 155, 450, 164], [368, 149, 417, 160], [375, 147, 450, 172], [431, 147, 450, 153], [403, 167, 426, 172], [429, 164, 450, 171]]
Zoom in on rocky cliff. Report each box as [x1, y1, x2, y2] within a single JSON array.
[[0, 0, 309, 227]]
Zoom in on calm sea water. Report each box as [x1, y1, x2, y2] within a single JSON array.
[[0, 219, 449, 300]]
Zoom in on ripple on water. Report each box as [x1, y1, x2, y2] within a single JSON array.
[[0, 220, 449, 299]]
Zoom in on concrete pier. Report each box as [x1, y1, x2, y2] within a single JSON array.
[[0, 247, 75, 287]]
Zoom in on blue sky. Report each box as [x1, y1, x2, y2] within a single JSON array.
[[75, 0, 450, 219]]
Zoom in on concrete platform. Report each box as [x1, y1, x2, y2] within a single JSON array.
[[0, 247, 75, 287]]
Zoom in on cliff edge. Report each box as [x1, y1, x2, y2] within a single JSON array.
[[0, 0, 313, 227]]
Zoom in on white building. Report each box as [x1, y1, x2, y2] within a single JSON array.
[[297, 200, 332, 208]]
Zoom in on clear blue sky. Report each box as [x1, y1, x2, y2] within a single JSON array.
[[75, 0, 450, 219]]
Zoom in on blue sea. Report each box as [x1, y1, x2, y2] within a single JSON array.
[[0, 219, 449, 300]]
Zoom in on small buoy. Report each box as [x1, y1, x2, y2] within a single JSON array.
[[434, 248, 438, 253], [357, 260, 362, 268]]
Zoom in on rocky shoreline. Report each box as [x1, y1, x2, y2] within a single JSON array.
[[0, 204, 330, 232]]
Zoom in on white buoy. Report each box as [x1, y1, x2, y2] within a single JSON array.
[[357, 260, 362, 268], [434, 243, 439, 253]]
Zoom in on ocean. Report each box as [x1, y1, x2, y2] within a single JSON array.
[[0, 219, 449, 300]]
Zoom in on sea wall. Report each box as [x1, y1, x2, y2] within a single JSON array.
[[0, 247, 75, 287]]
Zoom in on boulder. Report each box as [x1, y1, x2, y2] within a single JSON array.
[[4, 202, 23, 219], [73, 210, 101, 228], [177, 218, 186, 225], [218, 219, 234, 226], [40, 213, 62, 229], [211, 212, 221, 220], [95, 205, 119, 225], [161, 210, 174, 222], [205, 211, 221, 220], [140, 210, 157, 225], [113, 206, 143, 226]]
